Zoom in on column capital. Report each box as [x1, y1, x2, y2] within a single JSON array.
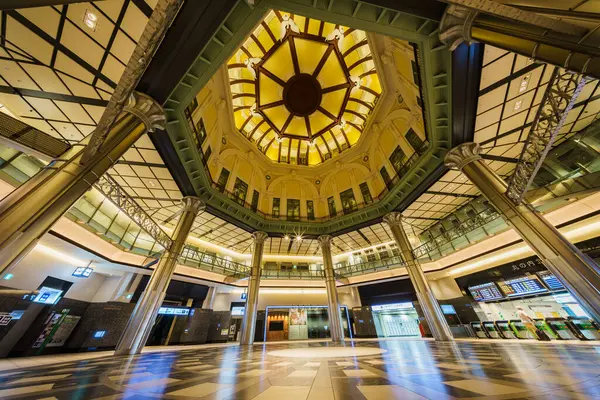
[[124, 91, 166, 132], [383, 212, 404, 227], [439, 5, 478, 50], [252, 231, 268, 244], [445, 142, 481, 171], [317, 235, 333, 248], [181, 196, 205, 214]]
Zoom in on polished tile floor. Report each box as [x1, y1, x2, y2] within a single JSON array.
[[0, 339, 599, 399]]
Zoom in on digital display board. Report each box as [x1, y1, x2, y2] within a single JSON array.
[[231, 307, 245, 316], [371, 302, 414, 311], [157, 307, 190, 316], [537, 271, 565, 291], [468, 282, 504, 301], [441, 304, 456, 314], [497, 276, 547, 297]]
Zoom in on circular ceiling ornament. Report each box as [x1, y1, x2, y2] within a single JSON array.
[[228, 11, 382, 166], [282, 73, 322, 116], [255, 32, 351, 142]]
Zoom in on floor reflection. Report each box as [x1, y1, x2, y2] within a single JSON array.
[[0, 339, 598, 399]]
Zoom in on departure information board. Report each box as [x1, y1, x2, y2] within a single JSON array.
[[498, 276, 547, 297], [537, 271, 565, 290], [468, 282, 504, 301]]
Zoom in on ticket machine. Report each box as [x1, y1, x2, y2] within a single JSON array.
[[495, 320, 517, 339], [470, 322, 490, 339], [482, 321, 500, 338], [533, 319, 558, 340], [545, 318, 578, 340], [567, 317, 600, 340], [509, 320, 533, 339]]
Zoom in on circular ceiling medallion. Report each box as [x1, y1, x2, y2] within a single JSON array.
[[283, 73, 322, 116]]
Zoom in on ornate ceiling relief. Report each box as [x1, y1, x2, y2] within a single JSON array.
[[228, 11, 381, 166]]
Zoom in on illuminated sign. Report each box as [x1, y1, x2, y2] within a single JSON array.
[[468, 282, 504, 301], [93, 330, 106, 338], [157, 307, 190, 316], [441, 304, 456, 314], [231, 307, 245, 316], [72, 267, 93, 278], [498, 276, 547, 297], [371, 302, 413, 311], [241, 293, 247, 300], [33, 287, 63, 305]]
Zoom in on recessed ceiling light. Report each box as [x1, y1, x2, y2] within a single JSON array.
[[83, 10, 98, 31], [148, 180, 156, 187], [283, 235, 290, 241], [295, 235, 302, 242], [518, 74, 530, 93], [513, 99, 523, 111]]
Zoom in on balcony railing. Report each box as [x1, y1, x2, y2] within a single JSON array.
[[334, 255, 406, 277], [179, 246, 249, 278]]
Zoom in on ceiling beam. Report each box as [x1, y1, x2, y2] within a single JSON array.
[[480, 154, 520, 163], [0, 85, 108, 107], [425, 190, 479, 199], [0, 0, 98, 10], [360, 0, 446, 21], [452, 42, 484, 146]]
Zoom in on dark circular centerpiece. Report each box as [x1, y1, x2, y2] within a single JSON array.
[[283, 73, 322, 116]]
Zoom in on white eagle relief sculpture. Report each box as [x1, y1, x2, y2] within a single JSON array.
[[326, 27, 345, 50], [244, 57, 262, 80], [280, 14, 300, 39]]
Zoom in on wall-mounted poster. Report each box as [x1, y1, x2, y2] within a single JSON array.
[[289, 308, 307, 325], [47, 315, 81, 347]]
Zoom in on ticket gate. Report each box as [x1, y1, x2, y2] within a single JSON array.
[[482, 321, 500, 338], [568, 317, 600, 340], [545, 318, 578, 340], [495, 320, 517, 339], [470, 322, 490, 339], [533, 319, 558, 340], [509, 320, 533, 339]]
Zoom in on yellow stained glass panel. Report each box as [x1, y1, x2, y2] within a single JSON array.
[[321, 88, 346, 118], [285, 116, 308, 138], [317, 52, 347, 87], [309, 110, 333, 135], [258, 72, 283, 105], [262, 41, 294, 82], [295, 38, 328, 75], [263, 105, 290, 131]]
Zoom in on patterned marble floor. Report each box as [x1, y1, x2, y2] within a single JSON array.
[[0, 339, 599, 399]]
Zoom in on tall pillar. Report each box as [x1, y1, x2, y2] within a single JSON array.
[[383, 213, 454, 341], [318, 235, 344, 343], [239, 231, 267, 345], [0, 92, 164, 273], [203, 286, 217, 309], [445, 143, 600, 322], [114, 197, 205, 356]]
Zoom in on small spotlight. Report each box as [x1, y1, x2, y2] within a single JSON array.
[[83, 10, 98, 31], [295, 235, 302, 242], [283, 235, 290, 241]]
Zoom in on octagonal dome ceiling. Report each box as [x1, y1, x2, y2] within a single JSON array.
[[228, 10, 381, 166]]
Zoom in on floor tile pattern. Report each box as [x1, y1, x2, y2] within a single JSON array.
[[0, 339, 598, 399]]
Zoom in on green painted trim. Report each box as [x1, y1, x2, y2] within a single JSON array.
[[164, 0, 452, 235]]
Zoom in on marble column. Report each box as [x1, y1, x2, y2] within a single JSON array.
[[0, 92, 165, 273], [114, 197, 205, 356], [202, 286, 217, 309], [239, 231, 268, 345], [446, 142, 600, 323], [384, 213, 453, 341], [318, 235, 345, 343]]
